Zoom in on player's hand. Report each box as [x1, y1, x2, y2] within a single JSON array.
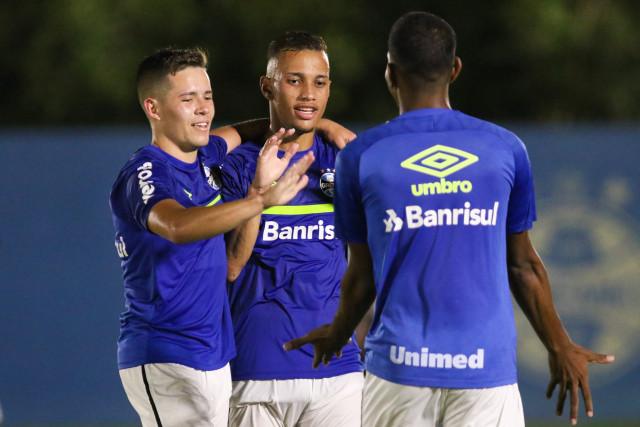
[[252, 128, 297, 193], [316, 119, 356, 149], [261, 150, 314, 208], [284, 323, 352, 369], [546, 343, 614, 425]]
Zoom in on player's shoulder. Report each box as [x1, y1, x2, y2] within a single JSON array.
[[339, 121, 393, 160], [455, 111, 523, 143], [226, 139, 262, 158], [314, 133, 340, 158], [221, 139, 261, 176], [120, 145, 169, 174]]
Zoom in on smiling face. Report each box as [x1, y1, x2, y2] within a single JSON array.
[[147, 66, 215, 160], [262, 49, 330, 136]]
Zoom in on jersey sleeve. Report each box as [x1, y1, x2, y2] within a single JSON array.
[[334, 144, 368, 243], [200, 135, 228, 164], [221, 151, 250, 203], [506, 136, 537, 234], [122, 158, 175, 231]]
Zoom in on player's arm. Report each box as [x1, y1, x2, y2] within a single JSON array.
[[149, 131, 314, 245], [210, 118, 270, 154], [211, 118, 355, 153], [506, 230, 614, 425], [224, 131, 299, 280], [284, 242, 377, 369], [315, 118, 356, 149], [225, 201, 261, 281]]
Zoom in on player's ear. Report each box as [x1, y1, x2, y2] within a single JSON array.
[[385, 62, 398, 89], [450, 57, 462, 83], [260, 76, 274, 101], [143, 98, 161, 121]]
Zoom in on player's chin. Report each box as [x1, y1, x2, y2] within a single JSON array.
[[292, 124, 316, 135]]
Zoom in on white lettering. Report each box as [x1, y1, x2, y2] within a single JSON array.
[[115, 236, 128, 258], [261, 220, 337, 241], [136, 162, 155, 204], [263, 221, 279, 241], [406, 206, 423, 229], [390, 346, 485, 370], [387, 202, 499, 233], [383, 209, 403, 232]]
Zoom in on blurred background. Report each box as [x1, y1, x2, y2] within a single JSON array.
[[0, 0, 638, 425]]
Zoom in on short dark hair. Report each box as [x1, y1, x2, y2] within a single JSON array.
[[267, 31, 327, 61], [388, 12, 456, 82], [136, 47, 208, 107]]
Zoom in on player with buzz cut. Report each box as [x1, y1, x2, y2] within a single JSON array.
[[109, 46, 317, 427], [285, 11, 615, 427], [213, 31, 364, 426]]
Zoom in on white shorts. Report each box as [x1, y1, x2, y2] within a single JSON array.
[[119, 363, 232, 427], [229, 372, 364, 427], [362, 372, 524, 427]]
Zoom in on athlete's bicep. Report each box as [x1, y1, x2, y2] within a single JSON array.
[[147, 198, 186, 240]]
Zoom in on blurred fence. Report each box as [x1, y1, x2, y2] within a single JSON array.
[[0, 123, 638, 425]]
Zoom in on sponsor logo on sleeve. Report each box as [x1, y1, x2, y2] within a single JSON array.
[[136, 162, 155, 205]]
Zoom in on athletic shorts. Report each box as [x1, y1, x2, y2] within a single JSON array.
[[362, 372, 524, 427], [119, 363, 232, 427], [229, 372, 364, 427]]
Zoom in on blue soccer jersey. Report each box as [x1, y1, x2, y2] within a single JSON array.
[[110, 135, 235, 371], [221, 135, 363, 380], [335, 109, 536, 388]]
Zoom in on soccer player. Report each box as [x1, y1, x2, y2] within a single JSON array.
[[285, 12, 615, 426], [216, 32, 364, 426], [109, 47, 314, 426]]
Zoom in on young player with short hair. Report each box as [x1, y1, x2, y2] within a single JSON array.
[[110, 47, 314, 426], [216, 32, 364, 426], [286, 12, 615, 426]]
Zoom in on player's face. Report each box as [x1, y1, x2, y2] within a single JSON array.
[[267, 50, 330, 135], [156, 66, 214, 153]]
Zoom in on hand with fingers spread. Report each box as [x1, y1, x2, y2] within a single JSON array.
[[251, 128, 297, 194], [546, 343, 614, 425], [261, 150, 314, 208], [284, 324, 353, 370]]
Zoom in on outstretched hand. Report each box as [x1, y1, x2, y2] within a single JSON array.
[[261, 148, 314, 208], [546, 343, 614, 425], [252, 128, 298, 192], [284, 324, 352, 369]]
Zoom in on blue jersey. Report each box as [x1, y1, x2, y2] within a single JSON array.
[[335, 109, 536, 388], [110, 135, 235, 371], [221, 135, 363, 380]]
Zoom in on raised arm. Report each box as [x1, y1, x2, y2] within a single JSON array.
[[149, 130, 313, 245], [225, 130, 298, 280], [284, 242, 377, 369], [506, 230, 614, 425], [210, 118, 270, 154], [211, 118, 355, 153]]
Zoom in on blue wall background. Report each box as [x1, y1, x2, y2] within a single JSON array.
[[0, 124, 638, 425]]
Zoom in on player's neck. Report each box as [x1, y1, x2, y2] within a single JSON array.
[[151, 133, 198, 164], [397, 90, 452, 115], [279, 130, 315, 152]]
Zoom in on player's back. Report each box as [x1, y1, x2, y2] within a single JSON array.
[[335, 108, 536, 388]]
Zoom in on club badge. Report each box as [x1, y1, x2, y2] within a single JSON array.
[[320, 169, 335, 198], [203, 164, 221, 190]]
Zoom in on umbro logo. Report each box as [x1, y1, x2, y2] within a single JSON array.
[[401, 145, 478, 178]]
